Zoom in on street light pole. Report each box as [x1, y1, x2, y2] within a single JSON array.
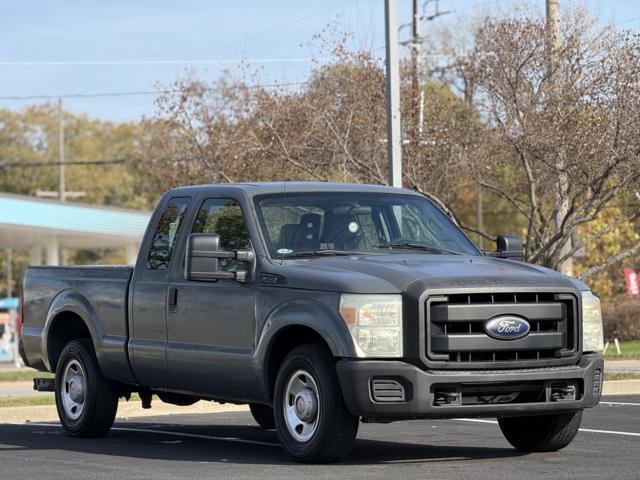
[[384, 0, 403, 188]]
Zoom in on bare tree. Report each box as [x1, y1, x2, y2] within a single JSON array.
[[137, 40, 473, 212], [457, 11, 640, 278]]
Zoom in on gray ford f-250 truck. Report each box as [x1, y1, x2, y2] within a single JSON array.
[[20, 182, 605, 462]]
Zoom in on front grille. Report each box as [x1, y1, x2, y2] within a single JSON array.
[[425, 292, 577, 368], [431, 379, 582, 406]]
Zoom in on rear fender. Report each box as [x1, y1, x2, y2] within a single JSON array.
[[41, 289, 102, 371]]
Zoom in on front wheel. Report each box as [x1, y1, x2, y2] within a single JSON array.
[[273, 344, 359, 463], [498, 411, 583, 452], [55, 339, 119, 437]]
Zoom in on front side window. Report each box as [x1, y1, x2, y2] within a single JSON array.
[[147, 197, 191, 270], [255, 192, 480, 258], [192, 198, 251, 271]]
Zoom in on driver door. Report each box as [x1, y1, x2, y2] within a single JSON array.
[[165, 197, 257, 397]]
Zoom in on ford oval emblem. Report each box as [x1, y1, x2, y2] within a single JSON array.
[[484, 316, 530, 340]]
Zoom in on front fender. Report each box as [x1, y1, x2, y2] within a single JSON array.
[[42, 289, 102, 370], [258, 298, 355, 357], [252, 298, 356, 399]]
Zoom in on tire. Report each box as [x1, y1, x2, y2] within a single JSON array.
[[249, 403, 276, 429], [273, 344, 359, 463], [55, 339, 119, 437], [498, 410, 583, 452]]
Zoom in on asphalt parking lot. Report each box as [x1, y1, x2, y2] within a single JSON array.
[[1, 395, 638, 480]]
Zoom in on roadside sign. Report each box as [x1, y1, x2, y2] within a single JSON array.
[[623, 268, 639, 297], [0, 297, 19, 365], [0, 297, 19, 309]]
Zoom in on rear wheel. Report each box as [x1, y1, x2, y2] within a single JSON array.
[[273, 344, 359, 463], [55, 339, 119, 437], [249, 403, 275, 429], [498, 411, 583, 452]]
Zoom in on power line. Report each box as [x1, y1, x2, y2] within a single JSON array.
[[77, 1, 359, 101], [0, 58, 324, 67], [616, 15, 640, 26], [0, 2, 360, 69], [199, 0, 360, 58], [0, 159, 126, 169], [0, 82, 308, 101]]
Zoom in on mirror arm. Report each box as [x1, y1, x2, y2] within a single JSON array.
[[191, 269, 248, 283], [190, 250, 236, 259], [235, 250, 254, 262], [192, 249, 253, 261]]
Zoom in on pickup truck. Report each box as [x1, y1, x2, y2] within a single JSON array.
[[20, 182, 605, 462]]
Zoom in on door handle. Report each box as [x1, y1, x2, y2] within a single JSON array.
[[168, 287, 178, 312]]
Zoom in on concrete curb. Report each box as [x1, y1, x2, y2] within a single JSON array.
[[602, 379, 640, 396]]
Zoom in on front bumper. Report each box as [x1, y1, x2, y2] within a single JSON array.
[[337, 354, 603, 420]]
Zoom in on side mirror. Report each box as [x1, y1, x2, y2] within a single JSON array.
[[495, 234, 523, 261], [185, 233, 254, 282]]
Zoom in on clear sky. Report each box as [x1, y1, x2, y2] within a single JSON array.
[[1, 0, 638, 122]]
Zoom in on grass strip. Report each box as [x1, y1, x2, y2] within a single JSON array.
[[0, 394, 54, 408], [604, 372, 640, 381], [603, 340, 640, 360], [0, 393, 143, 408], [0, 369, 54, 383]]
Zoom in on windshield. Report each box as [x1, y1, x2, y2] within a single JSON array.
[[255, 192, 480, 258]]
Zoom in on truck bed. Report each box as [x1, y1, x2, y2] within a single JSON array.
[[21, 265, 136, 384]]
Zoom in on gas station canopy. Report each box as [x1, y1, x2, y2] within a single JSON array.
[[0, 192, 151, 265]]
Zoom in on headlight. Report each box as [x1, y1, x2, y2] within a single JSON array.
[[581, 290, 604, 352], [339, 294, 402, 357]]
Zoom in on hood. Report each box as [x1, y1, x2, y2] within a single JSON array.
[[270, 254, 584, 294]]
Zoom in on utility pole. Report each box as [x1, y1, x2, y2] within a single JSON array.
[[476, 191, 484, 249], [405, 1, 449, 138], [384, 0, 403, 188], [546, 0, 573, 275], [36, 99, 84, 201], [411, 0, 420, 135], [546, 0, 560, 52], [58, 97, 65, 202], [463, 78, 483, 248]]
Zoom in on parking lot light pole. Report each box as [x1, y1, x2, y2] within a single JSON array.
[[385, 0, 403, 188]]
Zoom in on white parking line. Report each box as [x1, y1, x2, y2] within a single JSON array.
[[454, 418, 640, 438], [18, 422, 281, 448], [599, 401, 640, 407], [579, 428, 640, 437]]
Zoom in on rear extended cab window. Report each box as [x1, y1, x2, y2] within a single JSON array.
[[146, 197, 191, 270]]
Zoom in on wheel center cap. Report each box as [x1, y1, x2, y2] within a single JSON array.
[[294, 388, 317, 422], [69, 375, 85, 403]]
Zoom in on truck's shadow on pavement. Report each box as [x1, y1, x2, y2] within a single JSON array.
[[1, 420, 524, 466]]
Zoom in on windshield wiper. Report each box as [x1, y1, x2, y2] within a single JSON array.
[[376, 241, 463, 255], [279, 249, 377, 258]]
